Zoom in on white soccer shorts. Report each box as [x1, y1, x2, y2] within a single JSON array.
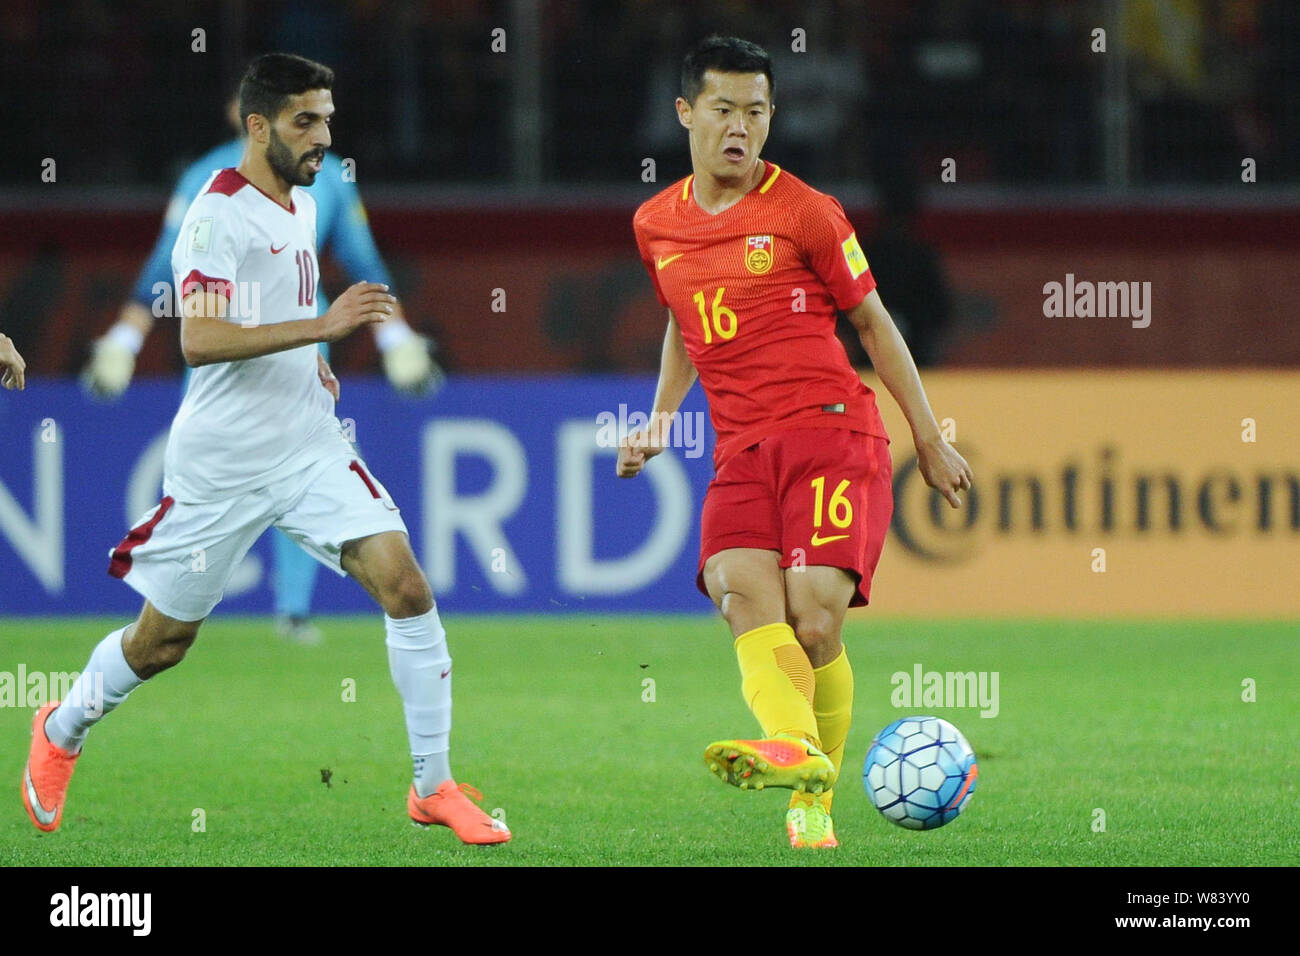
[[108, 445, 409, 622]]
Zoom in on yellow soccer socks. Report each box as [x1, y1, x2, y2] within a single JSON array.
[[811, 646, 853, 780], [788, 646, 854, 813], [734, 622, 820, 748]]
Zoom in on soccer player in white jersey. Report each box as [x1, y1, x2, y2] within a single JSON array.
[[20, 54, 509, 845]]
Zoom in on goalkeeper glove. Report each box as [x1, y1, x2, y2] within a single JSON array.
[[82, 323, 142, 400], [380, 326, 445, 396]]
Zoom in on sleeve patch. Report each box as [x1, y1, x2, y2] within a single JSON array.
[[188, 217, 214, 253], [841, 232, 869, 279]]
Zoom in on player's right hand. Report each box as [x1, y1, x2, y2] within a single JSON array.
[[318, 282, 395, 343], [81, 336, 135, 399], [0, 333, 26, 390], [616, 429, 665, 478]]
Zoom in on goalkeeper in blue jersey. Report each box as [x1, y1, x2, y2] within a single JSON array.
[[84, 96, 442, 643]]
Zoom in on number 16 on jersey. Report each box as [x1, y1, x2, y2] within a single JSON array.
[[693, 287, 737, 344]]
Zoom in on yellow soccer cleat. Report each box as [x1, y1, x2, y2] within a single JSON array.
[[704, 735, 836, 793], [787, 790, 839, 849]]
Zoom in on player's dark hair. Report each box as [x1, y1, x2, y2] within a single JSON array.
[[238, 53, 334, 126], [681, 36, 773, 105]]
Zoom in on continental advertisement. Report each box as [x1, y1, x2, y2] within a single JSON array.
[[866, 370, 1300, 617]]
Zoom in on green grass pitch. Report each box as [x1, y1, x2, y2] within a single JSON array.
[[0, 616, 1295, 866]]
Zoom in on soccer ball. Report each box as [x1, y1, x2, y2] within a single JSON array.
[[862, 715, 978, 830]]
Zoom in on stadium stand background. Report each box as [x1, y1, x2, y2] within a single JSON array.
[[2, 0, 1297, 377]]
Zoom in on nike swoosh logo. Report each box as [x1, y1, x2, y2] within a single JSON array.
[[810, 533, 849, 547], [24, 765, 57, 826], [441, 667, 451, 679], [656, 253, 684, 270], [270, 242, 289, 254]]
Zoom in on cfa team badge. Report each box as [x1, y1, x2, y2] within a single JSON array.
[[744, 234, 774, 275]]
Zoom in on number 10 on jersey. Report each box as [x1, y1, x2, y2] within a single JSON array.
[[295, 250, 316, 308]]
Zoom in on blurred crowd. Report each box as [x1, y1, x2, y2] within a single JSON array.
[[1, 0, 1295, 190]]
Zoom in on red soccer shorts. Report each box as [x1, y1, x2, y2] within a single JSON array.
[[697, 428, 893, 607]]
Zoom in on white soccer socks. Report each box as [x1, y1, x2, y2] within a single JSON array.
[[42, 615, 456, 796], [45, 626, 144, 754], [385, 608, 453, 798]]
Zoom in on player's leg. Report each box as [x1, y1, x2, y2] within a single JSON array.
[[48, 599, 203, 740], [340, 528, 433, 616], [777, 428, 889, 774], [703, 547, 818, 746], [697, 450, 821, 757], [24, 602, 203, 832], [276, 453, 507, 843], [339, 530, 445, 791], [697, 460, 836, 794], [340, 530, 508, 843], [272, 528, 323, 643], [781, 565, 856, 848], [777, 431, 894, 847], [22, 490, 269, 832], [785, 564, 857, 761]]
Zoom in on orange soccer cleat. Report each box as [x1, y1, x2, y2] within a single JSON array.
[[21, 702, 81, 833], [704, 735, 836, 793], [407, 780, 511, 845]]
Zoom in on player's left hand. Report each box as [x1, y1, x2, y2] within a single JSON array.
[[916, 435, 973, 508], [317, 352, 340, 403]]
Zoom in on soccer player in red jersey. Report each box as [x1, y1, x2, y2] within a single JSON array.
[[618, 36, 973, 849], [0, 332, 25, 390]]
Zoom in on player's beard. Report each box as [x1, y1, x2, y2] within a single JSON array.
[[266, 128, 319, 187]]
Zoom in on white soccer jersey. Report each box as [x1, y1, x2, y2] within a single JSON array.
[[167, 168, 347, 501]]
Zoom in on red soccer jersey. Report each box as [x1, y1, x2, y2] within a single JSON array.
[[633, 162, 889, 469]]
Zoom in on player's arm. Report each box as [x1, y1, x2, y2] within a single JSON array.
[[328, 180, 442, 394], [846, 289, 972, 507], [1, 332, 26, 390], [83, 168, 211, 398], [180, 281, 394, 366], [617, 310, 697, 478]]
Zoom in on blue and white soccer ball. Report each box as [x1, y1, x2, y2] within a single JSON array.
[[863, 716, 978, 830]]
